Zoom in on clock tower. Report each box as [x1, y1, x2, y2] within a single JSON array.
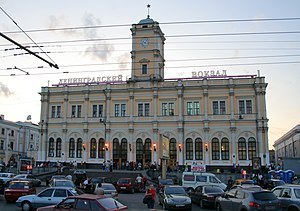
[[130, 16, 165, 81]]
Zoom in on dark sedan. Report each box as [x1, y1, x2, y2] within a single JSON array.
[[190, 185, 224, 208], [158, 185, 192, 210]]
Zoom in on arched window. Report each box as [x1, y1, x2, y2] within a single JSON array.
[[248, 137, 256, 160], [212, 138, 220, 160], [221, 138, 229, 160], [238, 137, 247, 160], [136, 139, 143, 163], [98, 138, 105, 159], [120, 138, 128, 161], [144, 138, 152, 163], [48, 138, 54, 157], [195, 138, 203, 160], [77, 138, 82, 158], [69, 138, 75, 158], [113, 138, 120, 162], [169, 138, 177, 160], [186, 138, 193, 160], [90, 138, 97, 158], [56, 138, 62, 157]]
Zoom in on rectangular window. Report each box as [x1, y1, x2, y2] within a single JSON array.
[[92, 105, 97, 117], [10, 141, 14, 150], [51, 106, 56, 118], [212, 100, 226, 115], [187, 102, 193, 115], [71, 105, 82, 118], [77, 105, 81, 118], [1, 129, 4, 135], [169, 103, 174, 116], [121, 104, 126, 117], [145, 103, 150, 116], [71, 106, 76, 117], [57, 106, 61, 117], [92, 104, 104, 117], [138, 104, 143, 116], [162, 102, 175, 116], [187, 101, 200, 115], [239, 100, 252, 114], [142, 64, 148, 74], [115, 104, 120, 117], [31, 134, 33, 140], [162, 103, 168, 116], [11, 130, 14, 137], [0, 140, 4, 150]]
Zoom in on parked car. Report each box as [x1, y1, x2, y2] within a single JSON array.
[[4, 180, 36, 202], [116, 178, 141, 193], [0, 178, 6, 194], [272, 184, 300, 211], [16, 187, 78, 211], [157, 179, 174, 192], [12, 174, 41, 187], [94, 182, 118, 200], [182, 172, 227, 192], [36, 194, 128, 211], [158, 185, 192, 210], [215, 188, 281, 211], [230, 184, 264, 192], [91, 176, 114, 185], [49, 179, 76, 188], [0, 173, 16, 185], [190, 185, 224, 208], [46, 175, 66, 186], [233, 179, 256, 186], [265, 179, 286, 190], [166, 174, 180, 185]]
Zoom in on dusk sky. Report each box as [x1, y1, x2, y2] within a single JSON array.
[[1, 0, 299, 149]]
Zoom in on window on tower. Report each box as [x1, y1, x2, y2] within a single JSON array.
[[142, 64, 148, 74]]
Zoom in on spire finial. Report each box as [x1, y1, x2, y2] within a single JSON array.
[[147, 4, 151, 18]]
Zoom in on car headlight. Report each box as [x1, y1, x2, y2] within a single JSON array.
[[165, 198, 173, 203], [186, 198, 191, 203]]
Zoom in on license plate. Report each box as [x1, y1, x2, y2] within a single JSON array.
[[176, 205, 184, 207], [266, 206, 275, 210], [120, 187, 126, 189]]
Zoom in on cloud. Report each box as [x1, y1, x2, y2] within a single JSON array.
[[117, 53, 130, 69], [81, 13, 115, 62], [46, 15, 79, 36], [0, 82, 14, 97]]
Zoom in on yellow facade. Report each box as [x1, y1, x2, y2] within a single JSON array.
[[39, 16, 269, 170]]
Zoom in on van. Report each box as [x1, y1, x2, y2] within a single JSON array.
[[182, 172, 227, 192]]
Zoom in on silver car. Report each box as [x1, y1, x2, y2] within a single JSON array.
[[0, 173, 16, 185], [272, 184, 300, 211], [12, 174, 41, 187], [16, 187, 78, 211], [215, 188, 282, 211]]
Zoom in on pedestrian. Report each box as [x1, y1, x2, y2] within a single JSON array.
[[227, 176, 233, 190], [136, 174, 143, 189], [144, 184, 156, 210]]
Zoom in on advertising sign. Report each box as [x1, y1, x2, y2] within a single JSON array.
[[252, 157, 261, 171], [160, 134, 169, 159]]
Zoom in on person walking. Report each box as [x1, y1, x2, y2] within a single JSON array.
[[227, 176, 233, 190], [145, 184, 156, 210]]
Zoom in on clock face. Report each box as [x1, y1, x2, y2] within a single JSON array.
[[140, 38, 149, 48]]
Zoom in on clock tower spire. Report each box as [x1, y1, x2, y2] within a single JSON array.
[[130, 12, 165, 82]]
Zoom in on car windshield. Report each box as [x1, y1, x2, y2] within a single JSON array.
[[294, 188, 300, 199], [9, 182, 29, 189], [55, 180, 74, 187], [205, 187, 223, 193], [160, 180, 173, 185], [14, 175, 25, 178], [253, 192, 277, 201], [165, 187, 186, 195], [118, 179, 129, 184], [98, 198, 125, 209]]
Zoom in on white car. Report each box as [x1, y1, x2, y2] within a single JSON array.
[[12, 174, 41, 187], [16, 187, 78, 211], [272, 184, 300, 211], [94, 182, 118, 200], [0, 173, 16, 185]]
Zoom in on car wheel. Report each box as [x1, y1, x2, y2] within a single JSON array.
[[162, 203, 168, 210], [199, 199, 204, 208], [22, 201, 33, 211], [216, 203, 222, 211]]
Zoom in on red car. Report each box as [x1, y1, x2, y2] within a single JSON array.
[[116, 178, 141, 193], [36, 194, 128, 211], [4, 180, 36, 202]]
